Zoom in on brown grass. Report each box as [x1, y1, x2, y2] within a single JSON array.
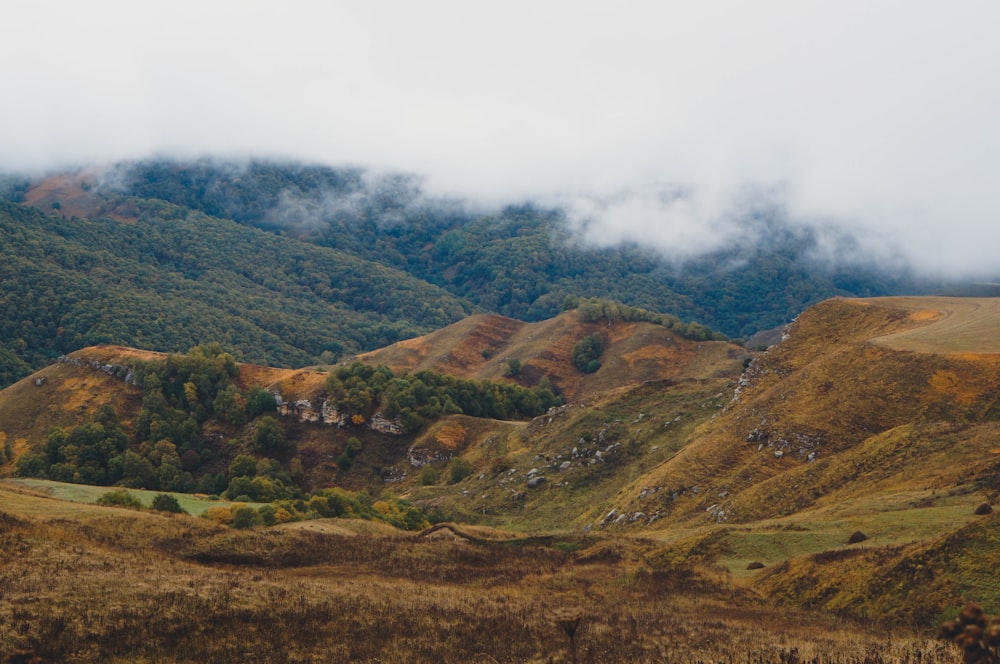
[[865, 296, 1000, 354], [359, 311, 745, 400], [24, 170, 139, 223], [0, 487, 957, 663]]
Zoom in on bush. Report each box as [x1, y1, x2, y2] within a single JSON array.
[[253, 416, 286, 452], [448, 458, 474, 484], [421, 465, 441, 485], [231, 505, 261, 529], [96, 490, 143, 510], [151, 493, 186, 514]]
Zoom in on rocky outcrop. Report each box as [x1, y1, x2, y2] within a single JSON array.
[[57, 355, 137, 386], [408, 446, 453, 467], [369, 412, 404, 435]]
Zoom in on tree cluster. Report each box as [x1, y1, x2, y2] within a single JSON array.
[[324, 362, 562, 433], [205, 487, 428, 531], [14, 345, 286, 495]]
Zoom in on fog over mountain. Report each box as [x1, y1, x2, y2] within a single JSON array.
[[3, 1, 998, 276]]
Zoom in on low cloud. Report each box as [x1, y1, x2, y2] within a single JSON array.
[[1, 1, 998, 278]]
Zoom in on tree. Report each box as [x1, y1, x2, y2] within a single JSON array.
[[245, 387, 277, 418], [229, 454, 258, 479], [253, 416, 286, 452], [572, 333, 604, 373], [505, 357, 521, 377]]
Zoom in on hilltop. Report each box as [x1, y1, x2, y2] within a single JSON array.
[[358, 309, 740, 400]]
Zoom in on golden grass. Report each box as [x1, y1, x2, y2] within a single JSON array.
[[864, 296, 1000, 354], [0, 489, 959, 663], [434, 421, 468, 450], [360, 310, 744, 400]]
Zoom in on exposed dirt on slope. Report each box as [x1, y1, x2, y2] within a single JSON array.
[[24, 171, 139, 222]]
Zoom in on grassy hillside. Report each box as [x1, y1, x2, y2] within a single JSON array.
[[0, 481, 953, 662], [579, 296, 1000, 625], [3, 295, 1000, 641], [359, 308, 744, 400]]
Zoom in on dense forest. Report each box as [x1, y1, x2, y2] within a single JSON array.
[[0, 196, 470, 386], [0, 158, 931, 387]]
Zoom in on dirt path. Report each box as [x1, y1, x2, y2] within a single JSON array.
[[863, 296, 1000, 353]]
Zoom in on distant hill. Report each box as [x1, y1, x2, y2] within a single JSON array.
[[92, 158, 927, 336], [0, 157, 947, 385], [0, 194, 472, 387], [359, 309, 743, 401]]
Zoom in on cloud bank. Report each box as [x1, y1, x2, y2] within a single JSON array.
[[2, 1, 998, 276]]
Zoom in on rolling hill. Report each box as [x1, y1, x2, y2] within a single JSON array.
[[1, 294, 999, 660]]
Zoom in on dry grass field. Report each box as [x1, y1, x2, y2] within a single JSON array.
[[0, 484, 957, 663], [864, 297, 1000, 354]]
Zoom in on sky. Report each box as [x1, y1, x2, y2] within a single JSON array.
[[3, 1, 999, 276]]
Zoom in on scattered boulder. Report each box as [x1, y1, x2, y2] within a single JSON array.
[[527, 476, 546, 489], [974, 503, 994, 515], [746, 561, 765, 571], [847, 531, 868, 545]]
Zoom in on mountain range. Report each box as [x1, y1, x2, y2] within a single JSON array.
[[0, 158, 939, 388], [0, 158, 997, 661]]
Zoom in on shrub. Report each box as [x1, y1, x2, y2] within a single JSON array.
[[258, 504, 277, 526], [96, 490, 143, 510], [231, 505, 260, 529], [421, 465, 441, 485], [448, 458, 474, 484], [151, 493, 186, 514], [572, 333, 604, 373], [204, 506, 233, 525], [939, 602, 1000, 662]]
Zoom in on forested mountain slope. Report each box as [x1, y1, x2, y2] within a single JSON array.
[[97, 159, 924, 336], [0, 196, 471, 386]]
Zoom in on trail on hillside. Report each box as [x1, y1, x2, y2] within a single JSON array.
[[863, 296, 1000, 353]]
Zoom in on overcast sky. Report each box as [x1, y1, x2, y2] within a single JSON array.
[[3, 1, 998, 275]]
